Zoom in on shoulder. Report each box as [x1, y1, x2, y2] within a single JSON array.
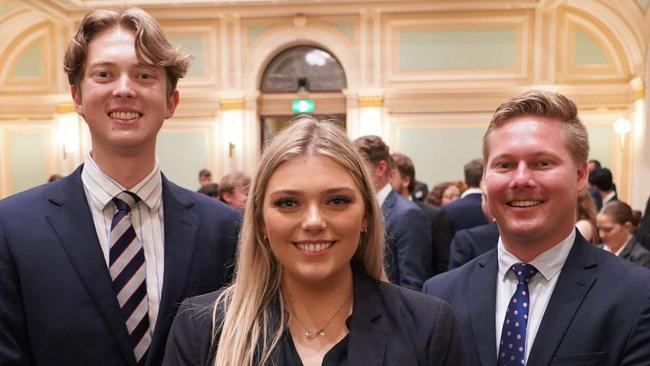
[[424, 253, 489, 291], [173, 289, 224, 335], [163, 179, 240, 221]]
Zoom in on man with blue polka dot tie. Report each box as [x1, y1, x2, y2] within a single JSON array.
[[423, 90, 650, 366]]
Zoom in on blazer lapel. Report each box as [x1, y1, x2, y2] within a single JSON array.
[[347, 270, 388, 365], [149, 177, 200, 357], [470, 250, 498, 366], [46, 166, 136, 366], [527, 236, 597, 366]]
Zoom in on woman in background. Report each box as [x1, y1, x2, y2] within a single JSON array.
[[427, 181, 463, 206], [576, 190, 599, 243], [597, 201, 650, 269], [163, 116, 466, 366]]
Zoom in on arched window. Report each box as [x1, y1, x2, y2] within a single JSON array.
[[260, 46, 346, 93]]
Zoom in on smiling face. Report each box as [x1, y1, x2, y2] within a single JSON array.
[[263, 154, 367, 286], [71, 26, 178, 158], [483, 116, 588, 258]]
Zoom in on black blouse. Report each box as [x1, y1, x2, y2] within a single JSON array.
[[281, 331, 349, 366]]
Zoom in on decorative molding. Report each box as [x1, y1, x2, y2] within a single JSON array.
[[358, 96, 384, 108], [55, 101, 75, 114], [220, 98, 245, 110]]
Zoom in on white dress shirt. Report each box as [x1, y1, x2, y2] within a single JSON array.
[[461, 187, 482, 198], [376, 183, 392, 208], [495, 230, 575, 363], [81, 153, 165, 333]]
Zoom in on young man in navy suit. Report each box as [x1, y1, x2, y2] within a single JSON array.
[[0, 8, 239, 366], [442, 158, 489, 237], [354, 136, 432, 290], [423, 90, 650, 366]]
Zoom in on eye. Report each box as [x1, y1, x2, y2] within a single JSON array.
[[272, 197, 299, 209], [328, 195, 352, 206], [494, 161, 514, 170], [535, 160, 553, 168]]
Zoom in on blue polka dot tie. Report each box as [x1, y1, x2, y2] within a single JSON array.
[[497, 263, 538, 366]]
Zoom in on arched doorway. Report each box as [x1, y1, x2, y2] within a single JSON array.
[[258, 45, 347, 146]]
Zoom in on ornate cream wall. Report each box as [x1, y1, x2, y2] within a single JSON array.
[[0, 0, 649, 210]]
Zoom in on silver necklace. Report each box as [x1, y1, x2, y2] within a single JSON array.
[[291, 293, 352, 339]]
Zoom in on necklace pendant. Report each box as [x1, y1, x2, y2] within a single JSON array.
[[317, 329, 326, 337], [305, 331, 314, 339]]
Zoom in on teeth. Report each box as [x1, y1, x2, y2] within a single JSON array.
[[295, 242, 333, 253], [109, 111, 141, 120], [510, 200, 542, 208]]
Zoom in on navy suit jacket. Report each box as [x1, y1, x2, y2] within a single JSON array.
[[415, 200, 452, 274], [382, 190, 433, 290], [0, 165, 240, 366], [423, 232, 650, 366], [441, 192, 488, 237], [163, 268, 468, 366], [639, 195, 650, 251], [448, 221, 499, 270]]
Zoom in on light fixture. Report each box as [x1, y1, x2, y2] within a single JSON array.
[[613, 118, 631, 149]]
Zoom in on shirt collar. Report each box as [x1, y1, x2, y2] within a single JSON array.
[[603, 237, 632, 256], [81, 152, 163, 211], [603, 191, 616, 204], [461, 187, 482, 198], [497, 229, 576, 282], [376, 183, 392, 208]]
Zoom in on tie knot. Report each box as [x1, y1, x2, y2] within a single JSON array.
[[510, 263, 538, 284], [113, 191, 140, 212]]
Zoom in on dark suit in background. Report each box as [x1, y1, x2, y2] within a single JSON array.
[[442, 192, 488, 237], [639, 196, 650, 250], [448, 221, 499, 270], [605, 239, 650, 270], [0, 167, 239, 366], [415, 200, 452, 274], [383, 190, 433, 290], [423, 234, 650, 366], [164, 269, 467, 366]]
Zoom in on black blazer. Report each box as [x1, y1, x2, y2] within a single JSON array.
[[0, 165, 240, 366], [615, 239, 650, 270], [163, 269, 468, 365], [415, 200, 452, 275], [638, 196, 650, 251], [423, 232, 650, 366], [382, 190, 433, 290], [441, 193, 488, 237], [448, 221, 499, 270]]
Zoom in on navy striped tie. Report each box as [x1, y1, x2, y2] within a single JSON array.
[[110, 191, 150, 365]]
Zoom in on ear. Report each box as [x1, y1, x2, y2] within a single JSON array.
[[376, 160, 388, 177], [222, 191, 233, 205], [71, 85, 84, 117], [165, 89, 180, 119], [402, 175, 412, 191], [576, 161, 589, 191]]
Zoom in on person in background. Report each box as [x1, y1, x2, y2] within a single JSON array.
[[588, 167, 617, 211], [576, 190, 599, 244], [163, 116, 467, 366], [392, 152, 452, 275], [597, 201, 650, 269], [0, 8, 239, 366], [638, 195, 650, 250], [198, 168, 212, 188], [218, 171, 251, 211], [48, 174, 63, 182], [427, 181, 462, 207], [353, 135, 432, 290], [198, 182, 220, 199], [442, 158, 489, 237], [411, 179, 429, 202]]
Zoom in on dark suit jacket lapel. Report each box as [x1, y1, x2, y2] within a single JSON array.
[[527, 235, 597, 366], [381, 190, 396, 219], [470, 250, 498, 366], [348, 269, 388, 365], [148, 176, 200, 361], [45, 165, 136, 365]]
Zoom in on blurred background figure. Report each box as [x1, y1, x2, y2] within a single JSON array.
[[639, 196, 650, 250], [576, 190, 600, 243], [411, 180, 429, 202], [219, 171, 251, 211], [427, 181, 463, 207], [441, 158, 488, 238], [597, 201, 650, 269], [197, 182, 220, 199], [198, 168, 212, 188], [588, 167, 617, 211]]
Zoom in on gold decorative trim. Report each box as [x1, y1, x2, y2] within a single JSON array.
[[55, 102, 75, 114], [358, 96, 384, 108], [220, 98, 245, 110]]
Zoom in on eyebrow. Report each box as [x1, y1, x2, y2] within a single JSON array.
[[87, 61, 158, 71], [268, 187, 356, 196]]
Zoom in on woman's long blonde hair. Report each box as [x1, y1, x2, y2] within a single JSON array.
[[212, 115, 387, 366]]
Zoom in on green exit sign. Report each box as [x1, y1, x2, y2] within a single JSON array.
[[292, 99, 315, 113]]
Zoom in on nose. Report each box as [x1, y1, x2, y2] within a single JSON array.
[[301, 204, 326, 232], [510, 162, 534, 189], [112, 74, 136, 98]]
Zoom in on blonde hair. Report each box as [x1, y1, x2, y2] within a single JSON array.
[[483, 90, 589, 165], [212, 115, 387, 366]]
